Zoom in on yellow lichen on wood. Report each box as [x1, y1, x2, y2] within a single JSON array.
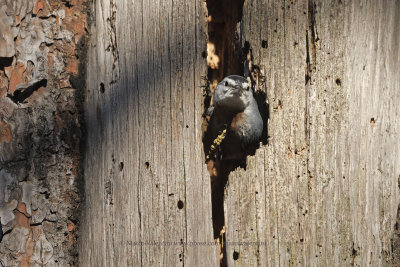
[[206, 128, 227, 160]]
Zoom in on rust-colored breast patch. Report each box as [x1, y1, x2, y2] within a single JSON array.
[[230, 112, 244, 132]]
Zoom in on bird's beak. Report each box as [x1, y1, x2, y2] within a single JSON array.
[[231, 86, 241, 94]]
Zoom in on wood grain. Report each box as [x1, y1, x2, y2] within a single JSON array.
[[224, 0, 400, 266], [81, 0, 399, 266], [80, 0, 218, 265]]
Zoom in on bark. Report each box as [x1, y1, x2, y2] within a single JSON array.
[[1, 0, 399, 266], [0, 0, 87, 266]]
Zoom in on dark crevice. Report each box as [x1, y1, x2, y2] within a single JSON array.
[[205, 0, 245, 234], [254, 91, 269, 145], [261, 40, 268, 49], [30, 218, 57, 227], [308, 0, 319, 45], [390, 204, 400, 265], [305, 30, 311, 85], [233, 250, 240, 260], [69, 217, 78, 225], [14, 207, 30, 218], [242, 42, 269, 145], [305, 0, 318, 85], [70, 5, 90, 264], [204, 0, 246, 263], [0, 57, 13, 71], [39, 191, 50, 199], [62, 0, 73, 8], [6, 79, 47, 105], [203, 0, 268, 265], [30, 222, 43, 227], [177, 200, 184, 209], [206, 0, 244, 85], [39, 14, 57, 19], [201, 77, 212, 121], [350, 241, 360, 265], [0, 227, 12, 242]]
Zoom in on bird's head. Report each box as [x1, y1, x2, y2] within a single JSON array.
[[213, 75, 253, 112]]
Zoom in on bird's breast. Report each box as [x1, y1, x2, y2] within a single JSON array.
[[230, 112, 249, 140]]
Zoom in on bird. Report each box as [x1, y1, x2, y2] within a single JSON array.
[[204, 75, 263, 163]]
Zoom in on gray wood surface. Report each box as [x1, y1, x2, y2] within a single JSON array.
[[225, 0, 400, 266], [80, 0, 219, 265], [81, 0, 400, 266]]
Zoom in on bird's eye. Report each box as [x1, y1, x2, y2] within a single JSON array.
[[224, 81, 229, 86]]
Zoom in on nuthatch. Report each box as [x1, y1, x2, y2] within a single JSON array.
[[205, 75, 263, 161]]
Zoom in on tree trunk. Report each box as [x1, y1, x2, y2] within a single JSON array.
[[0, 0, 88, 266], [2, 0, 399, 266], [80, 0, 219, 265], [224, 0, 400, 266], [81, 0, 400, 266]]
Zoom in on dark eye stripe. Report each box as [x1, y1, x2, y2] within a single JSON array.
[[224, 81, 229, 86]]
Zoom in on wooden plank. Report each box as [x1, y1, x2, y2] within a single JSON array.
[[81, 0, 399, 266], [224, 0, 400, 266], [80, 0, 218, 266], [183, 0, 220, 265]]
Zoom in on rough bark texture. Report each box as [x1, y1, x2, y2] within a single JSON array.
[[2, 0, 398, 266], [80, 0, 219, 266], [0, 0, 87, 265], [224, 0, 400, 266]]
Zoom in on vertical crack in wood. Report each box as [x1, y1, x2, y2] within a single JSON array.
[[305, 29, 311, 85], [202, 1, 269, 264], [203, 0, 245, 265], [305, 0, 318, 193], [308, 0, 318, 73], [107, 0, 120, 84], [305, 0, 318, 86]]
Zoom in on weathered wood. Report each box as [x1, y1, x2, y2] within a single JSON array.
[[80, 0, 219, 266], [225, 0, 400, 266], [81, 0, 399, 266]]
